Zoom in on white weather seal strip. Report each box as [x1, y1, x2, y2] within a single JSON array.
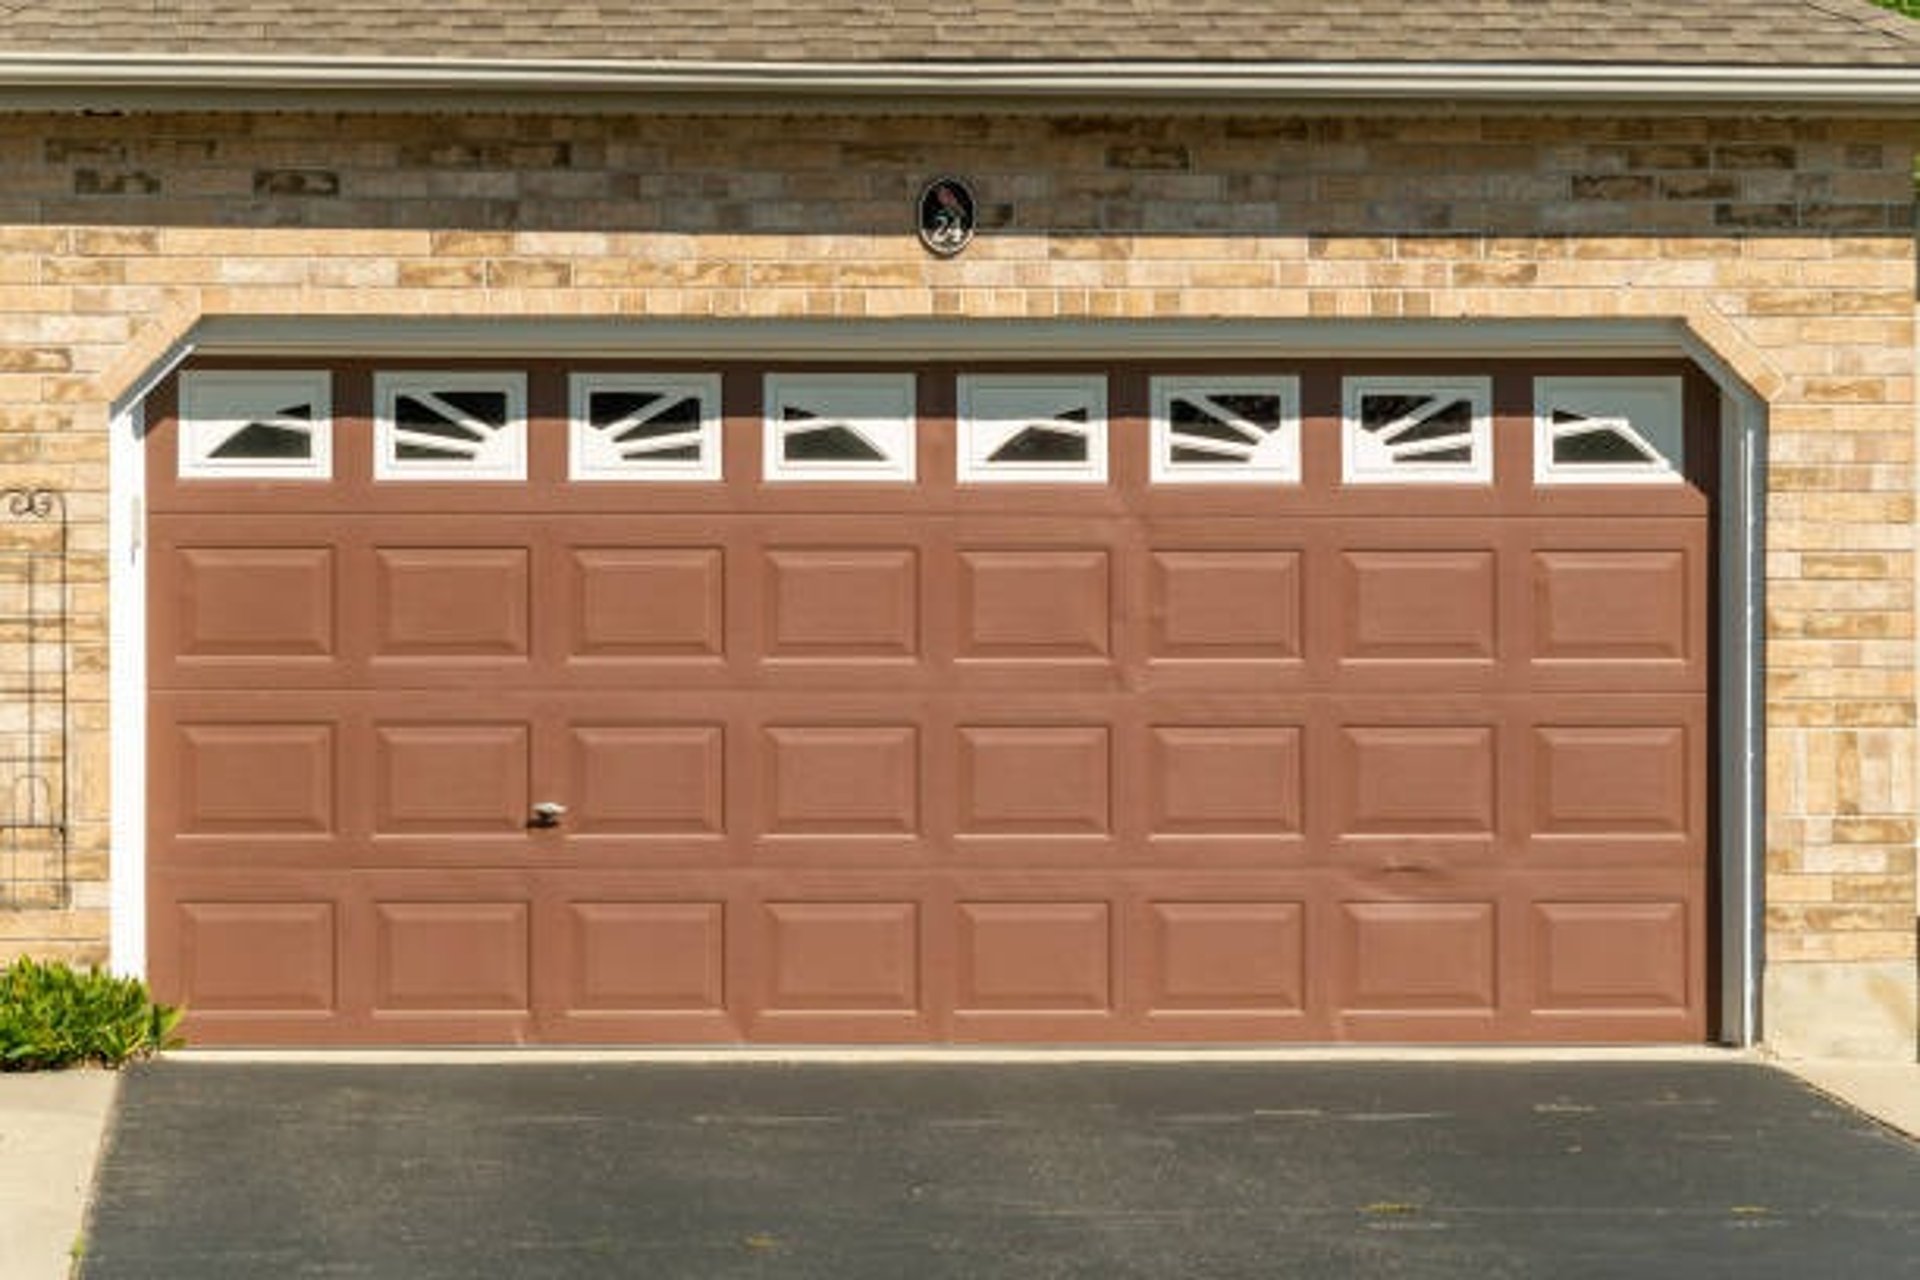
[[1, 55, 1920, 106], [168, 1046, 1759, 1066]]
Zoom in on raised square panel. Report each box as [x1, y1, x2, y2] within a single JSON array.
[[375, 724, 528, 835], [766, 549, 918, 658], [374, 902, 529, 1011], [1533, 550, 1688, 661], [571, 726, 724, 835], [1149, 550, 1301, 660], [1149, 727, 1302, 835], [1340, 550, 1495, 661], [569, 548, 724, 658], [177, 724, 333, 834], [765, 726, 918, 834], [1340, 727, 1495, 835], [959, 550, 1109, 659], [1341, 902, 1496, 1011], [956, 902, 1111, 1011], [565, 902, 725, 1013], [1146, 902, 1305, 1012], [375, 548, 529, 657], [178, 902, 335, 1011], [763, 902, 919, 1011], [175, 548, 333, 657], [958, 726, 1109, 835], [1534, 727, 1688, 835], [1532, 902, 1687, 1010]]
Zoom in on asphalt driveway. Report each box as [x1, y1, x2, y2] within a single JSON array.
[[80, 1060, 1919, 1279]]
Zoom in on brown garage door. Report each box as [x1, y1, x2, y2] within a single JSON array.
[[147, 357, 1713, 1045]]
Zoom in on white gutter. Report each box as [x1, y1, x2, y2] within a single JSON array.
[[2, 54, 1920, 108]]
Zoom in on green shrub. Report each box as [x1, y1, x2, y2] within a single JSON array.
[[0, 957, 183, 1071]]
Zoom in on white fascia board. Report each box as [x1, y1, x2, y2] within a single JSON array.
[[2, 55, 1920, 110]]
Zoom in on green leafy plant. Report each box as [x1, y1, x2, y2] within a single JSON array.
[[0, 957, 183, 1071]]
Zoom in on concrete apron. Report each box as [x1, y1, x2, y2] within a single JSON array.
[[0, 1069, 118, 1280]]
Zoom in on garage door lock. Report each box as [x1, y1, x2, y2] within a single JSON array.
[[529, 801, 567, 829]]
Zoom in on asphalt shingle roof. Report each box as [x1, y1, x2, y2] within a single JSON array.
[[3, 0, 1919, 66]]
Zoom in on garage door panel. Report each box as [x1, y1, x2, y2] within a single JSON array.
[[149, 698, 355, 868], [1525, 521, 1708, 690], [149, 522, 353, 688], [561, 544, 728, 663], [746, 899, 936, 1041], [152, 358, 1713, 1046], [1520, 693, 1708, 867], [1145, 547, 1305, 669], [762, 546, 922, 660], [566, 723, 727, 837]]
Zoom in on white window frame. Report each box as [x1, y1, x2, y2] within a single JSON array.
[[569, 373, 723, 483], [1342, 376, 1493, 486], [763, 372, 917, 483], [1150, 376, 1301, 485], [177, 370, 333, 480], [957, 373, 1109, 485], [1534, 376, 1685, 486], [374, 370, 528, 482]]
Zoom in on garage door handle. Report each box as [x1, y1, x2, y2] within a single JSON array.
[[530, 801, 567, 829]]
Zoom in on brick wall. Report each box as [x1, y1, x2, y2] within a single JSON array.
[[0, 109, 1910, 1048]]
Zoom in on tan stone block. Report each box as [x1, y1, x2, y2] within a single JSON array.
[[1797, 318, 1914, 348], [486, 259, 572, 288], [1742, 289, 1835, 316], [1828, 289, 1915, 316], [430, 230, 515, 257], [396, 260, 486, 288], [1832, 875, 1917, 903], [1766, 875, 1834, 903]]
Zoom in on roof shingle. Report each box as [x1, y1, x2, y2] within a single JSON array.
[[3, 0, 1919, 67]]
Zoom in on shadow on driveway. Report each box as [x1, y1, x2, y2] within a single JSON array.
[[82, 1061, 1919, 1279]]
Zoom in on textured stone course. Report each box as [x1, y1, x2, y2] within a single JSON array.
[[0, 111, 1907, 1031]]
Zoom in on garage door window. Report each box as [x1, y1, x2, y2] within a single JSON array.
[[570, 373, 722, 482], [374, 372, 528, 482], [958, 374, 1108, 484], [764, 373, 917, 482], [1534, 377, 1684, 485], [1342, 377, 1492, 485], [177, 370, 332, 480], [1150, 376, 1300, 484]]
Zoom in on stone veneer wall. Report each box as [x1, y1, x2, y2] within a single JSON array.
[[0, 110, 1910, 1055]]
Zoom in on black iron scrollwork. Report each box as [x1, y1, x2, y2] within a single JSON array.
[[0, 485, 69, 909]]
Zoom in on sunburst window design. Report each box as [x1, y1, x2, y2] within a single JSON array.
[[1343, 377, 1493, 485], [1534, 377, 1684, 485], [1150, 377, 1301, 484], [177, 370, 332, 480], [763, 374, 916, 482], [958, 375, 1108, 484], [374, 372, 527, 481], [569, 374, 722, 482]]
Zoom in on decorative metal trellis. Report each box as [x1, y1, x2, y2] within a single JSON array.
[[0, 488, 69, 909]]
